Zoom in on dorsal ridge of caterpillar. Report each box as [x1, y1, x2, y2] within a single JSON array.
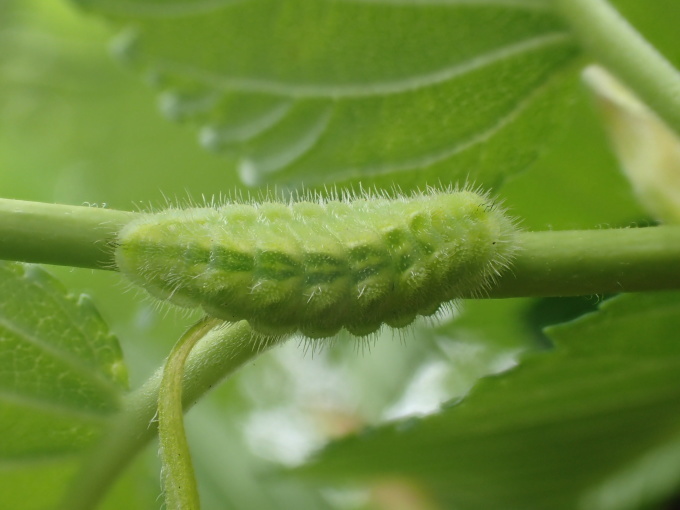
[[115, 188, 519, 339]]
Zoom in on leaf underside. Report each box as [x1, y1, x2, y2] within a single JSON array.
[[73, 0, 581, 190], [295, 292, 680, 510]]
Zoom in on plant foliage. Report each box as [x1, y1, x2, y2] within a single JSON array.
[[1, 0, 680, 509]]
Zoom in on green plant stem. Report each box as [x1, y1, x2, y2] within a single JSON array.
[[58, 321, 286, 510], [554, 0, 680, 135], [0, 198, 133, 269], [2, 198, 680, 297], [159, 317, 223, 510], [488, 227, 680, 298]]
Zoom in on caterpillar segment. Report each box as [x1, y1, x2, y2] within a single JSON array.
[[116, 190, 518, 338]]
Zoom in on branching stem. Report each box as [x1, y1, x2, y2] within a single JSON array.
[[159, 316, 223, 510], [58, 322, 287, 510]]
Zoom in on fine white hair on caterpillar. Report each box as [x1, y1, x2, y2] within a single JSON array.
[[115, 187, 519, 339]]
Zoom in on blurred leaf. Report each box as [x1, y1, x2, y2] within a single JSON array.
[[296, 292, 680, 510], [414, 299, 542, 410], [0, 261, 127, 510], [0, 0, 243, 210], [499, 0, 680, 232], [583, 65, 680, 224], [499, 86, 648, 231], [98, 450, 162, 510], [71, 0, 581, 189], [414, 296, 607, 426], [445, 298, 543, 349]]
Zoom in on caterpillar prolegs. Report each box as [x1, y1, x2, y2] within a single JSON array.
[[115, 189, 518, 338]]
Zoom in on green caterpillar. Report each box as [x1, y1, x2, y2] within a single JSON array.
[[115, 190, 518, 338]]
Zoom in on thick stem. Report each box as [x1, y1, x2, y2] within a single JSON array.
[[554, 0, 680, 135], [58, 322, 286, 510], [159, 317, 222, 510], [0, 198, 133, 269], [1, 198, 680, 297], [485, 228, 680, 298]]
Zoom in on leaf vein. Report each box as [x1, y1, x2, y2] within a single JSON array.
[[0, 389, 113, 422], [322, 64, 573, 182], [0, 317, 120, 398], [151, 32, 573, 98]]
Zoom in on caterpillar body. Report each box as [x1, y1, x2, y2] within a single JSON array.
[[115, 190, 518, 338]]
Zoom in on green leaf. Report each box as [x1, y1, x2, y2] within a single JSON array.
[[500, 90, 648, 231], [296, 292, 680, 510], [499, 0, 680, 232], [0, 261, 127, 510], [72, 0, 580, 189]]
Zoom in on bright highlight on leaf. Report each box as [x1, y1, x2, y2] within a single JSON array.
[[115, 189, 518, 338]]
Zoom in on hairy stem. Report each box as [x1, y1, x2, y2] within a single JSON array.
[[1, 198, 680, 298], [555, 0, 680, 135], [58, 322, 286, 510], [159, 317, 223, 510]]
